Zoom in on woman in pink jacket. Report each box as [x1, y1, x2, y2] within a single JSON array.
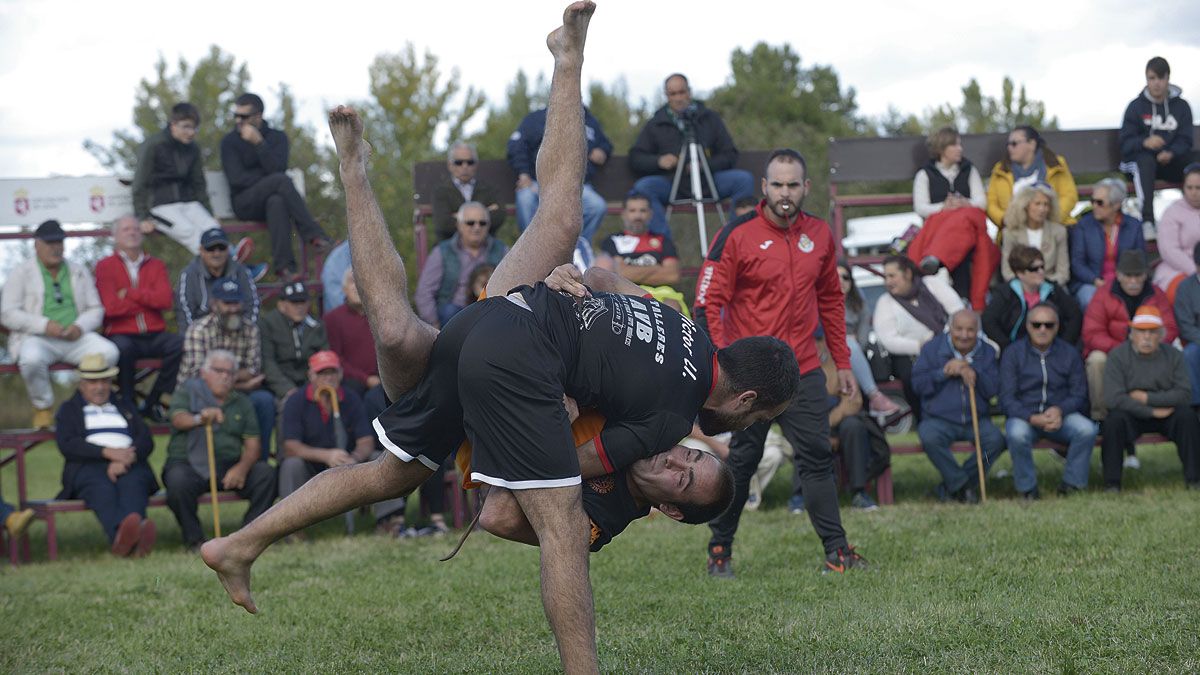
[[1152, 164, 1200, 303]]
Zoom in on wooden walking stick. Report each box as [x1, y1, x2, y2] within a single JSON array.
[[204, 421, 222, 537], [317, 384, 355, 533], [967, 379, 988, 503]]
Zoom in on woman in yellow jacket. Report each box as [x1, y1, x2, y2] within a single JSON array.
[[987, 126, 1079, 233]]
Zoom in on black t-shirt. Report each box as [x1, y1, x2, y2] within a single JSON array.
[[519, 283, 717, 473], [599, 231, 678, 267], [583, 470, 650, 552]]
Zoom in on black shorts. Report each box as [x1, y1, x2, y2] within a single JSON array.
[[373, 295, 580, 489]]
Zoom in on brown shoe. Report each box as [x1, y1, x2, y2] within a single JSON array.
[[31, 407, 54, 429], [111, 513, 141, 556], [132, 518, 156, 558]]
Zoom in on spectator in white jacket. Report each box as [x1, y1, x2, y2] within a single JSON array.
[[1, 220, 118, 428], [871, 254, 964, 421]]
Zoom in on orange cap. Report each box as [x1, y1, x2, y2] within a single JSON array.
[[1129, 305, 1164, 330]]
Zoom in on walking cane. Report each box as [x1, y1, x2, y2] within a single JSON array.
[[966, 380, 988, 503], [204, 421, 222, 537], [317, 384, 355, 533]]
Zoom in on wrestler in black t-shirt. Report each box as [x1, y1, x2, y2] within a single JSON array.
[[583, 469, 650, 553]]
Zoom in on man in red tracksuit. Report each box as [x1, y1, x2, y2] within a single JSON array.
[[95, 215, 183, 420], [695, 148, 866, 576]]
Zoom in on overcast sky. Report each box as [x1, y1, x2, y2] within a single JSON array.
[[2, 0, 1199, 179]]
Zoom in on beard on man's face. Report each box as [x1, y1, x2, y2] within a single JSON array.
[[697, 406, 744, 436]]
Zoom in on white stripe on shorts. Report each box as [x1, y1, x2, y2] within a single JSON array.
[[372, 417, 440, 471], [470, 472, 582, 490]]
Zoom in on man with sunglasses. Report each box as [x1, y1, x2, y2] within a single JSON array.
[[1, 219, 119, 428], [221, 93, 333, 282], [431, 141, 507, 241], [982, 245, 1082, 352], [414, 201, 508, 328], [175, 228, 260, 331], [1000, 303, 1096, 498]]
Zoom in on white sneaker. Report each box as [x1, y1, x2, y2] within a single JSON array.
[[1124, 455, 1141, 470], [1142, 220, 1157, 242]]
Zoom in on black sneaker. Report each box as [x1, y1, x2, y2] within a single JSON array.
[[1057, 483, 1082, 497], [823, 545, 869, 574], [850, 491, 880, 511], [1186, 482, 1199, 491], [1020, 487, 1040, 501], [955, 485, 979, 504], [140, 402, 169, 424], [707, 545, 734, 579], [919, 255, 941, 276]]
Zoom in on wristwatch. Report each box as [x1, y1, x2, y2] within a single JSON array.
[[194, 413, 203, 428]]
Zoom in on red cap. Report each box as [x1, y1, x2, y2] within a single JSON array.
[[308, 350, 341, 372]]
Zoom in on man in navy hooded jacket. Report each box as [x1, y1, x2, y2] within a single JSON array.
[[1000, 303, 1096, 499], [913, 309, 1006, 503], [1118, 56, 1198, 230]]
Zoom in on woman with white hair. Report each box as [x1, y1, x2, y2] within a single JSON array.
[[1001, 183, 1070, 286], [1068, 177, 1146, 309]]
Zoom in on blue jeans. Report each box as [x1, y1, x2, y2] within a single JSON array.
[[847, 338, 878, 397], [1074, 283, 1099, 311], [917, 416, 1007, 493], [0, 499, 13, 523], [1184, 343, 1200, 405], [249, 389, 277, 461], [515, 182, 608, 242], [1006, 413, 1097, 491], [632, 168, 756, 237]]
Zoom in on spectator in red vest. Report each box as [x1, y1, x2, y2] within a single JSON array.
[[95, 215, 183, 420]]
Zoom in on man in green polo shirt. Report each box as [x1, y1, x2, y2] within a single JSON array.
[[163, 348, 276, 551], [0, 220, 118, 428]]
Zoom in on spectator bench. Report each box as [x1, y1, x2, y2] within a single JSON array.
[[851, 433, 1170, 506]]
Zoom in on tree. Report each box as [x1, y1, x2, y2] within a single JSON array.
[[879, 77, 1059, 136], [468, 69, 547, 162], [586, 78, 650, 155]]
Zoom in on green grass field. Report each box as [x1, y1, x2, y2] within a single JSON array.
[[3, 437, 1198, 673]]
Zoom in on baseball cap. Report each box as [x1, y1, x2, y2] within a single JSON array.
[[1116, 250, 1148, 277], [210, 277, 242, 302], [1129, 305, 1164, 330], [308, 350, 341, 372], [35, 220, 66, 242], [200, 228, 231, 250], [281, 281, 310, 302]]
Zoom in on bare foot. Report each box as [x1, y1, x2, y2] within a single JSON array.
[[546, 1, 595, 64], [328, 105, 371, 172], [201, 536, 259, 614]]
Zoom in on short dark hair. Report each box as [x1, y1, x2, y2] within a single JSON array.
[[764, 148, 808, 181], [675, 459, 735, 524], [716, 336, 800, 412], [170, 102, 200, 125], [1027, 301, 1059, 322], [1146, 57, 1170, 79], [235, 93, 264, 115], [1192, 241, 1200, 268], [1184, 162, 1200, 181], [1008, 245, 1044, 274], [623, 191, 651, 209], [883, 254, 920, 278], [733, 197, 757, 211], [664, 73, 689, 90]]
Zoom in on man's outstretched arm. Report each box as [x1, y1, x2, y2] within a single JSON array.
[[328, 106, 437, 400]]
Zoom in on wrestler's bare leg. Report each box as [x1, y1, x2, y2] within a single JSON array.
[[201, 107, 444, 614], [485, 3, 590, 297], [330, 105, 437, 401]]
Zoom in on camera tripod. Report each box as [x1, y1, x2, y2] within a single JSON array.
[[666, 126, 727, 257]]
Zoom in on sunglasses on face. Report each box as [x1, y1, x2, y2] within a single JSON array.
[[1024, 265, 1045, 273], [462, 220, 488, 228], [204, 244, 229, 253], [452, 159, 477, 166], [1092, 199, 1109, 207], [1029, 321, 1057, 330]]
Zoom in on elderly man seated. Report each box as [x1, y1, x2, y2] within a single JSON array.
[[1000, 303, 1096, 498], [414, 201, 509, 328], [1, 220, 118, 428], [1083, 250, 1177, 427], [912, 309, 1007, 503], [432, 141, 507, 240], [54, 353, 158, 556], [163, 349, 276, 551], [1101, 306, 1200, 492], [277, 351, 404, 531], [179, 277, 275, 459]]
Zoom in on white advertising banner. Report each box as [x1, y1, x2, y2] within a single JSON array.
[[0, 170, 305, 227]]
